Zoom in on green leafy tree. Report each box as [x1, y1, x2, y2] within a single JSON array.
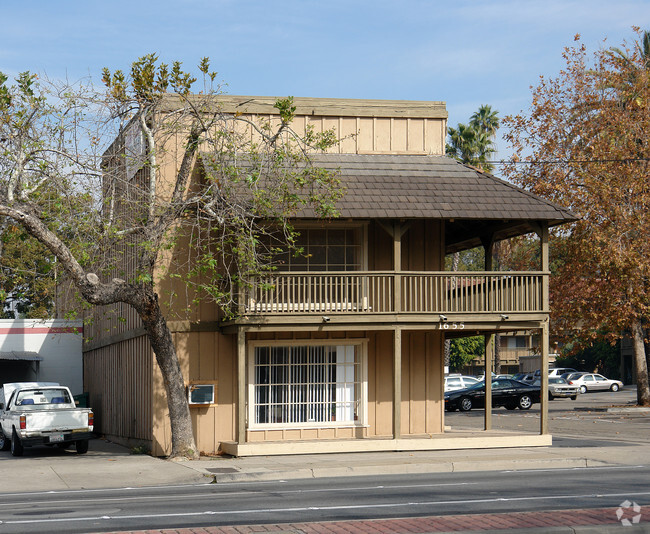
[[556, 339, 621, 379], [0, 222, 56, 318], [0, 57, 341, 457], [504, 30, 650, 405], [449, 335, 485, 372]]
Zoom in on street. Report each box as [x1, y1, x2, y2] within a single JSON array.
[[0, 386, 648, 533], [0, 464, 649, 533]]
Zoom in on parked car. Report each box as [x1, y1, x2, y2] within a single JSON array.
[[444, 379, 541, 412], [519, 373, 536, 384], [0, 382, 94, 456], [533, 367, 578, 378], [532, 377, 579, 400], [561, 371, 587, 382], [568, 373, 624, 393], [444, 375, 480, 392]]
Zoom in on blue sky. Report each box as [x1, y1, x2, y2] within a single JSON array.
[[2, 0, 650, 161]]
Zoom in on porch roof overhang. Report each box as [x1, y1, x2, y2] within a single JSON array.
[[0, 351, 43, 361], [291, 154, 576, 253], [200, 153, 577, 253]]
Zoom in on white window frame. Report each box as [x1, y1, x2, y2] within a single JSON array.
[[247, 339, 368, 430]]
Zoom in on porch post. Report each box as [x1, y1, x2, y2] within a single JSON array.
[[540, 224, 550, 435], [541, 322, 549, 434], [484, 333, 493, 430], [394, 221, 402, 313], [237, 328, 246, 444], [393, 326, 402, 439], [483, 235, 495, 431]]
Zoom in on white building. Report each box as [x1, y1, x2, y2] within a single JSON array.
[[0, 320, 84, 394]]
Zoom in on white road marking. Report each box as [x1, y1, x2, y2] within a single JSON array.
[[3, 490, 650, 526]]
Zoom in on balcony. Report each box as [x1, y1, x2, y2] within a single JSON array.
[[236, 271, 548, 323]]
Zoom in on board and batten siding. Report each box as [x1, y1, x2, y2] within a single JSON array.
[[151, 329, 236, 457], [83, 335, 153, 445], [242, 330, 443, 443]]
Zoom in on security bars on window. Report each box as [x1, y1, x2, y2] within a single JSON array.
[[253, 345, 360, 425]]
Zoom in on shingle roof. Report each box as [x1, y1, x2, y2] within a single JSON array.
[[298, 154, 575, 224]]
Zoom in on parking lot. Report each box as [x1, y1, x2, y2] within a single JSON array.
[[445, 387, 650, 442]]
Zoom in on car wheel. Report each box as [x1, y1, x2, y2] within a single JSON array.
[[11, 429, 24, 457], [570, 395, 577, 400], [0, 428, 9, 451], [518, 395, 533, 410], [548, 393, 554, 401], [610, 384, 620, 392], [459, 397, 473, 412], [76, 440, 89, 454], [579, 385, 587, 394]]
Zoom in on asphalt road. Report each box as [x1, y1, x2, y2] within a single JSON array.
[[0, 464, 649, 533], [0, 386, 646, 533], [446, 387, 650, 442]]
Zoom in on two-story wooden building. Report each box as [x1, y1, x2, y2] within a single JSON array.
[[83, 96, 575, 457]]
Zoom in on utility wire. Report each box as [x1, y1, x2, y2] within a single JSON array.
[[488, 157, 650, 165]]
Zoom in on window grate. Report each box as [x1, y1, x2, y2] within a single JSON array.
[[253, 344, 361, 425]]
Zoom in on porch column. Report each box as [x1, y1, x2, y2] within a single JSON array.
[[393, 326, 402, 439], [394, 221, 402, 313], [484, 333, 493, 430], [541, 322, 549, 434], [539, 224, 550, 435], [483, 235, 495, 431], [237, 328, 246, 444]]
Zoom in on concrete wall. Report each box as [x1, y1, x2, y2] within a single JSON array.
[[0, 320, 84, 394]]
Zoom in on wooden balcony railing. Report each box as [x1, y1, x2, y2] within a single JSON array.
[[241, 271, 547, 316]]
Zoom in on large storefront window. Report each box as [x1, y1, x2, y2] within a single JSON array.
[[250, 343, 365, 427]]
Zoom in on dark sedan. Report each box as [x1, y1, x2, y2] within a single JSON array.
[[444, 378, 541, 412]]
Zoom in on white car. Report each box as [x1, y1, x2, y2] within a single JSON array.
[[533, 367, 579, 378], [444, 375, 480, 392], [568, 373, 623, 393], [532, 377, 579, 400]]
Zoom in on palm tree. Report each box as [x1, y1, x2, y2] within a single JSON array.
[[470, 104, 500, 137], [446, 105, 499, 172]]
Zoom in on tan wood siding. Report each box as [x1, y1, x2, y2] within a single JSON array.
[[240, 329, 442, 445], [83, 336, 153, 444], [152, 330, 236, 456]]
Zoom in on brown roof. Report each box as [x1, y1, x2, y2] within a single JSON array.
[[298, 154, 575, 224]]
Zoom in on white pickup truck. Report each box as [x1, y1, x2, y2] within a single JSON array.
[[0, 382, 94, 456]]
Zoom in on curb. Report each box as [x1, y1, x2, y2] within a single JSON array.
[[574, 406, 650, 413], [204, 456, 609, 483]]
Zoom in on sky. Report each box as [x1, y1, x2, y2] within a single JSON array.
[[2, 0, 650, 162]]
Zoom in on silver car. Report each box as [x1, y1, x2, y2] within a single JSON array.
[[568, 373, 623, 393], [532, 377, 579, 400]]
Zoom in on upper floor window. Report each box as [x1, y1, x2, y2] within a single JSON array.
[[273, 227, 363, 272]]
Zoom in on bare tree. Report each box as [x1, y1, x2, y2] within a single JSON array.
[[0, 57, 341, 457]]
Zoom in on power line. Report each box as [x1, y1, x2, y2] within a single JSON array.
[[488, 157, 650, 165]]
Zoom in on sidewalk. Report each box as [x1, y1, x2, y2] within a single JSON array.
[[2, 430, 648, 491], [106, 506, 650, 534], [178, 437, 645, 484]]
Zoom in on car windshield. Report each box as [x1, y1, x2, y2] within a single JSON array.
[[15, 388, 71, 406], [549, 378, 567, 384]]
